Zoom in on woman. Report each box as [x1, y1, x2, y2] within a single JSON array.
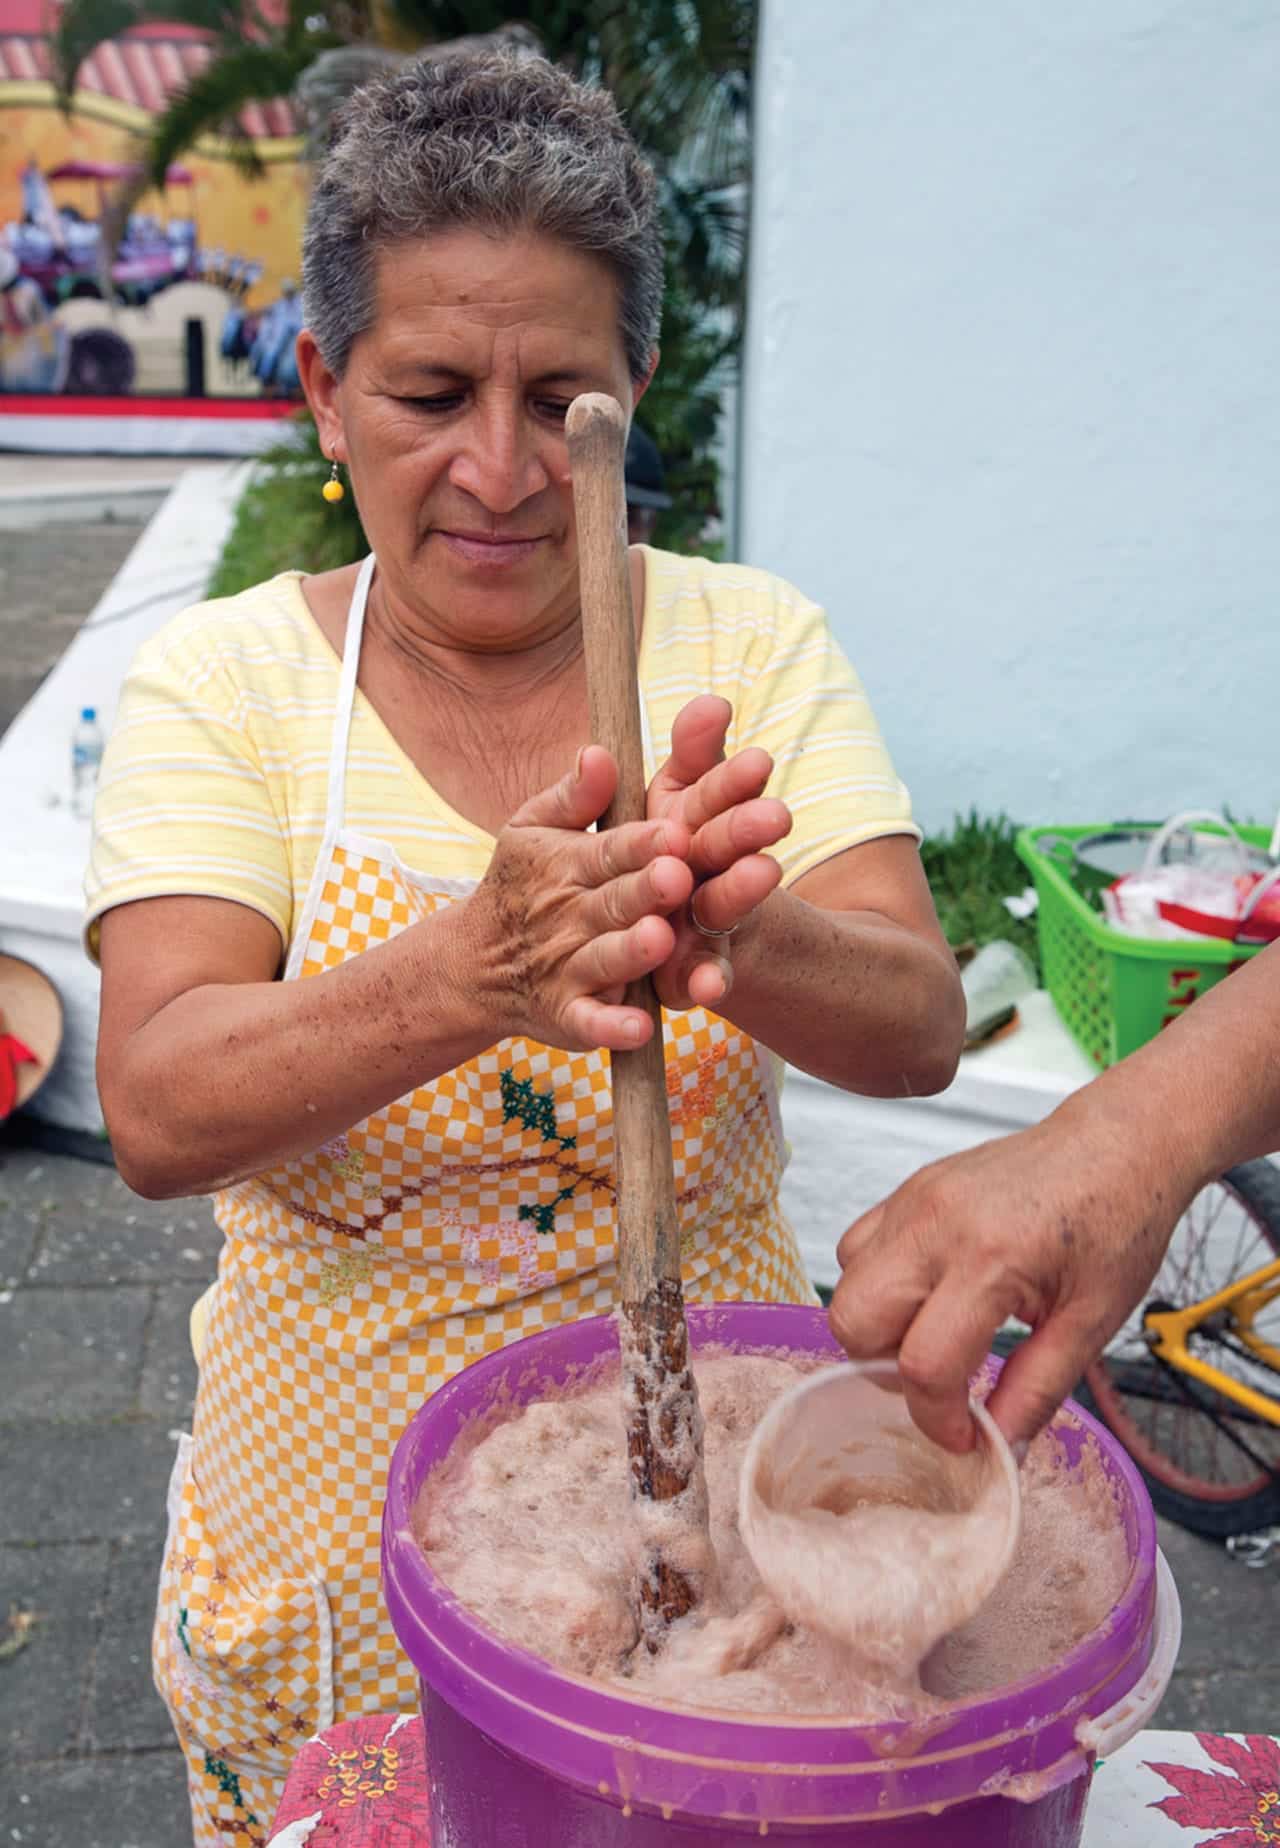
[[87, 51, 964, 1844]]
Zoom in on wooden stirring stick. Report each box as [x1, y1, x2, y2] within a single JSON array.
[[566, 393, 711, 1651]]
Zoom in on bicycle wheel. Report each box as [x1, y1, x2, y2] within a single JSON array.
[[1079, 1159, 1280, 1538]]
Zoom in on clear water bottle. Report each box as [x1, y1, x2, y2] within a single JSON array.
[[71, 706, 104, 820]]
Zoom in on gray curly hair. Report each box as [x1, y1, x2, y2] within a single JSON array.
[[302, 50, 664, 382]]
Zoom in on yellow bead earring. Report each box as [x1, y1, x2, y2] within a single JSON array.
[[322, 457, 345, 504]]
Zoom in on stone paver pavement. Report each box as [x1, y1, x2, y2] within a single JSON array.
[[0, 521, 144, 737], [0, 1145, 218, 1845]]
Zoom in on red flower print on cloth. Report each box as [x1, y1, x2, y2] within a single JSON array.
[[0, 1027, 37, 1121], [267, 1712, 429, 1846], [1147, 1732, 1280, 1845]]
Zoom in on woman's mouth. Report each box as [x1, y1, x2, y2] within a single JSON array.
[[438, 531, 545, 568]]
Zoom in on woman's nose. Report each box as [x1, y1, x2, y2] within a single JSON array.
[[448, 405, 550, 513]]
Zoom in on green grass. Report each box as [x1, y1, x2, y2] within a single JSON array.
[[920, 809, 1040, 976], [206, 417, 366, 600]]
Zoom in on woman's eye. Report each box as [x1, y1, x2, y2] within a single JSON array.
[[406, 393, 464, 413], [536, 400, 571, 422]]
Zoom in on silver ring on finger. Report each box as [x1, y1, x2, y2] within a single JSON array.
[[689, 888, 740, 940]]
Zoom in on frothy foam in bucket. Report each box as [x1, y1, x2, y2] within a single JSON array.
[[416, 1350, 1128, 1720], [738, 1361, 1020, 1685]]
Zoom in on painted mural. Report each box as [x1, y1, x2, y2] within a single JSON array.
[[0, 0, 308, 419]]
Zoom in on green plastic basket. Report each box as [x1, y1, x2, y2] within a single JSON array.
[[1015, 822, 1269, 1070]]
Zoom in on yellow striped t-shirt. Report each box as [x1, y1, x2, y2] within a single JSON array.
[[85, 547, 919, 958]]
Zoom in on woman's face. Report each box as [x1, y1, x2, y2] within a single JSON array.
[[300, 227, 651, 651]]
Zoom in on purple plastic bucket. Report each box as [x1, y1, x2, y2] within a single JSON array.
[[383, 1304, 1179, 1845]]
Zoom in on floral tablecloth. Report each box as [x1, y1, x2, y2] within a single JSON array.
[[267, 1712, 1280, 1846]]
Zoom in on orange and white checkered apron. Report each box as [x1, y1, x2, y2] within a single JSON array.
[[153, 554, 815, 1845]]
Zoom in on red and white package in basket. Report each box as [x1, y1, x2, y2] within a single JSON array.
[[1104, 865, 1280, 944]]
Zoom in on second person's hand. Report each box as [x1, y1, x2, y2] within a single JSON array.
[[828, 1096, 1196, 1453]]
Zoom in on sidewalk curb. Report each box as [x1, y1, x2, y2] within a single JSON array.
[[0, 483, 169, 530]]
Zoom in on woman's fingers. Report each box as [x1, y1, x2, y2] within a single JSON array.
[[590, 856, 694, 933], [488, 730, 787, 1049], [646, 706, 791, 977], [648, 696, 732, 813], [510, 744, 617, 832], [653, 857, 781, 1011], [582, 817, 692, 887], [687, 797, 791, 882], [684, 955, 734, 1009], [650, 852, 786, 1011], [567, 913, 675, 999], [648, 699, 779, 846], [675, 750, 775, 837], [688, 853, 784, 931], [560, 994, 656, 1051]]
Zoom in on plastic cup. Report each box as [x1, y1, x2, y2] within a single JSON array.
[[739, 1359, 1021, 1674]]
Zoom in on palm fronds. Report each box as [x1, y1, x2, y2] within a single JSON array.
[[597, 0, 753, 170], [53, 0, 242, 104], [138, 38, 323, 187], [56, 0, 759, 549], [55, 0, 338, 286]]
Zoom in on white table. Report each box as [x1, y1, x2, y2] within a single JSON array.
[[1085, 1726, 1280, 1843], [781, 988, 1098, 1289], [267, 1713, 1280, 1843], [0, 464, 250, 1132]]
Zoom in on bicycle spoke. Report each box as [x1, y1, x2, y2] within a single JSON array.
[[1159, 1357, 1279, 1480], [1189, 1197, 1211, 1300], [1192, 1196, 1218, 1301], [1200, 1184, 1231, 1242], [1177, 1197, 1204, 1300], [1167, 1223, 1197, 1302], [1087, 1169, 1280, 1507], [1171, 1396, 1186, 1478], [1227, 1201, 1252, 1291]]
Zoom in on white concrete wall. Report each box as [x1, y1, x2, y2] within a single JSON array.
[[741, 1, 1280, 834]]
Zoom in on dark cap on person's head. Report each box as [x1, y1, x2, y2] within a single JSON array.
[[624, 423, 673, 510]]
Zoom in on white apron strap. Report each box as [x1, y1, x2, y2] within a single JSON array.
[[638, 695, 656, 785], [326, 547, 656, 811], [327, 551, 376, 826]]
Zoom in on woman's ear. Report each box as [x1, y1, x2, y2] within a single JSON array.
[[297, 329, 346, 461], [630, 346, 660, 415]]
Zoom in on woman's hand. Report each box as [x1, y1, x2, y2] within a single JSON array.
[[645, 696, 793, 1010], [828, 1098, 1196, 1453], [467, 744, 695, 1052]]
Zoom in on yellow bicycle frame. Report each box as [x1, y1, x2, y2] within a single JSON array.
[[1143, 1256, 1280, 1429]]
